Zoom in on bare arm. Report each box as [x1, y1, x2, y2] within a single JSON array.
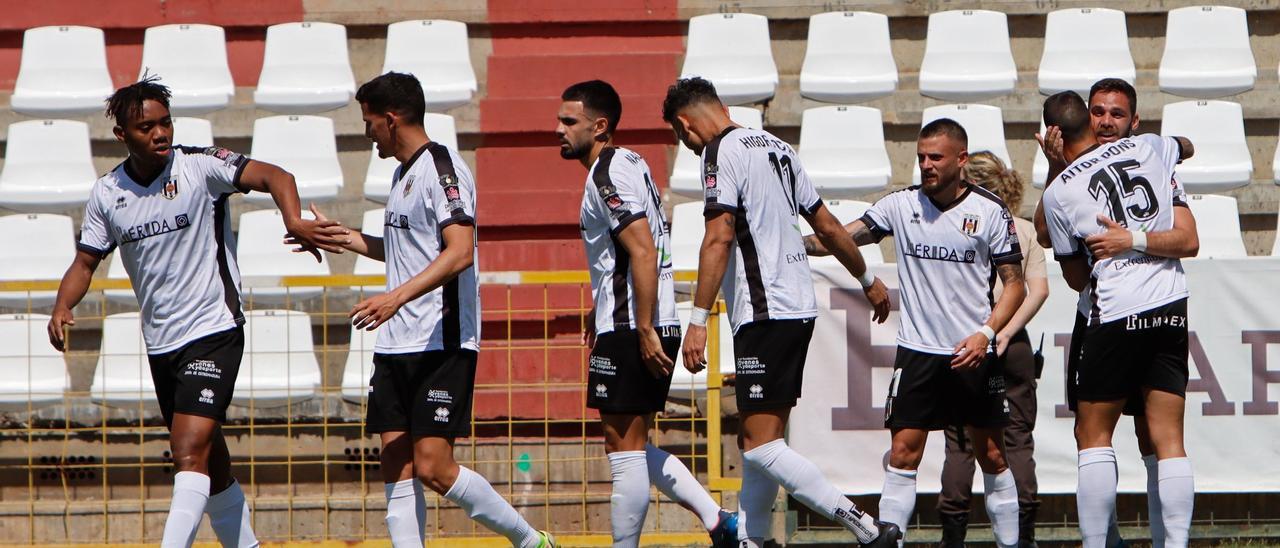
[[1085, 206, 1199, 260], [1034, 126, 1066, 249], [803, 219, 878, 257], [1174, 136, 1195, 160], [615, 218, 674, 377], [952, 262, 1025, 369], [803, 206, 890, 323], [350, 223, 474, 330], [288, 204, 385, 261], [1000, 274, 1048, 341], [47, 250, 102, 351], [239, 160, 349, 259], [1060, 255, 1092, 293], [681, 211, 735, 373]]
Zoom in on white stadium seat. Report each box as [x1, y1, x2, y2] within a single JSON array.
[[670, 202, 703, 275], [1184, 194, 1247, 259], [254, 22, 356, 114], [798, 106, 891, 197], [0, 120, 97, 210], [139, 24, 235, 115], [1160, 100, 1253, 193], [918, 10, 1017, 101], [0, 314, 69, 409], [10, 26, 113, 117], [89, 312, 155, 405], [800, 200, 884, 264], [916, 104, 1011, 185], [680, 13, 778, 105], [669, 106, 763, 198], [364, 113, 459, 203], [670, 301, 735, 395], [104, 255, 136, 306], [1160, 6, 1256, 99], [1038, 8, 1136, 96], [383, 20, 477, 112], [236, 309, 322, 405], [0, 214, 75, 308], [340, 323, 379, 402], [1272, 205, 1280, 256], [172, 117, 215, 148], [1033, 120, 1050, 188], [799, 11, 897, 103], [236, 209, 330, 304], [353, 208, 386, 295], [246, 115, 343, 204]]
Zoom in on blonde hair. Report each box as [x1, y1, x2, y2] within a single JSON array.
[[964, 151, 1024, 212]]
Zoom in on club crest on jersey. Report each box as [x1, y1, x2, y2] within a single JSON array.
[[402, 174, 415, 197], [961, 214, 980, 235], [162, 177, 178, 200], [703, 163, 719, 189]]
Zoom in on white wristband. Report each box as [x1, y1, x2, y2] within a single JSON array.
[[978, 325, 996, 341], [1131, 230, 1148, 252], [690, 306, 710, 327], [857, 270, 876, 289]]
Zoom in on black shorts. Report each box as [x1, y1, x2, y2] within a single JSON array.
[[586, 326, 681, 414], [884, 347, 1009, 430], [733, 318, 816, 411], [148, 326, 244, 426], [366, 349, 478, 437], [1067, 312, 1146, 416], [1076, 299, 1189, 405]]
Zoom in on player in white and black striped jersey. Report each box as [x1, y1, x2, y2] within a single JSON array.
[[556, 79, 738, 548], [663, 77, 898, 548], [49, 77, 350, 548]]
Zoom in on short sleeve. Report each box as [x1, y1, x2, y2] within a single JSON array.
[[989, 206, 1023, 266], [792, 156, 823, 216], [424, 144, 476, 229], [702, 139, 741, 216], [182, 146, 250, 196], [591, 149, 648, 235], [1170, 176, 1188, 207], [76, 190, 115, 258], [858, 192, 898, 242], [1043, 189, 1083, 260], [1137, 134, 1182, 173]]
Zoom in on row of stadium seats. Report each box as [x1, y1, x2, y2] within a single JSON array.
[[2, 98, 1267, 211], [10, 20, 476, 117], [686, 6, 1256, 105]]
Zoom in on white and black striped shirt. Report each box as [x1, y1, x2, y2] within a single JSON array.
[[78, 146, 249, 354], [702, 127, 823, 332], [579, 147, 678, 336]]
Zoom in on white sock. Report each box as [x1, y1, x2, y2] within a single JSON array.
[[608, 451, 649, 547], [1145, 454, 1166, 547], [1106, 511, 1123, 548], [206, 480, 259, 548], [644, 444, 722, 531], [1078, 447, 1118, 548], [879, 466, 917, 547], [983, 469, 1020, 548], [742, 439, 879, 543], [1158, 457, 1194, 548], [737, 461, 779, 546], [413, 480, 428, 542], [385, 479, 424, 547], [162, 471, 210, 548], [444, 466, 543, 548]]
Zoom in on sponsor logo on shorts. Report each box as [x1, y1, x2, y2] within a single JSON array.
[[748, 384, 764, 399], [427, 389, 453, 405], [736, 356, 765, 374], [988, 375, 1006, 394], [595, 384, 608, 398], [184, 359, 222, 379], [198, 388, 215, 405], [434, 407, 450, 422], [589, 355, 616, 376], [1125, 313, 1186, 331], [1003, 398, 1010, 415]]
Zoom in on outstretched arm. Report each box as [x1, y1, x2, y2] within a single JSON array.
[[803, 219, 879, 257], [803, 206, 889, 323]]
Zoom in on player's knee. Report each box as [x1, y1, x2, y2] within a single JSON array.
[[975, 446, 1007, 474], [415, 461, 459, 495], [888, 440, 924, 470]]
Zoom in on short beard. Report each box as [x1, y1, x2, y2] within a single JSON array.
[[560, 142, 589, 160]]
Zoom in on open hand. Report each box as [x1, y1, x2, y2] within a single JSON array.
[[1085, 215, 1134, 260]]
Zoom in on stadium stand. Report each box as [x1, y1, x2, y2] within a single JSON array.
[[799, 11, 897, 103], [1160, 5, 1257, 99], [669, 201, 703, 275], [351, 207, 386, 295], [171, 116, 214, 148], [669, 105, 763, 198], [1160, 100, 1253, 193], [363, 112, 459, 203], [103, 255, 135, 305], [1032, 120, 1050, 188], [138, 24, 234, 115], [235, 309, 322, 405], [340, 322, 379, 402], [670, 300, 735, 394], [1038, 7, 1136, 96], [382, 20, 477, 112], [798, 105, 892, 197], [253, 22, 356, 114], [9, 26, 113, 117], [0, 120, 96, 210], [0, 313, 68, 409], [235, 209, 330, 304], [88, 312, 154, 406], [799, 199, 884, 264], [0, 213, 74, 307], [1185, 194, 1249, 258], [916, 104, 1011, 185], [918, 10, 1017, 101], [680, 13, 777, 105], [244, 115, 344, 204]]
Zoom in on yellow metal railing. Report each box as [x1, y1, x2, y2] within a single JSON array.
[[0, 273, 733, 546]]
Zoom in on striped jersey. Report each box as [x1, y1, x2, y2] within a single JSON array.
[[579, 147, 679, 336], [701, 127, 823, 332], [1042, 133, 1189, 324], [78, 146, 249, 354], [376, 142, 480, 353], [860, 184, 1022, 355]]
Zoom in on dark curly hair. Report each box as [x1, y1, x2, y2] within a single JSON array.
[[662, 77, 721, 124], [106, 74, 171, 126]]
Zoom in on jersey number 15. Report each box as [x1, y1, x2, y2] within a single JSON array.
[[1088, 159, 1159, 226]]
